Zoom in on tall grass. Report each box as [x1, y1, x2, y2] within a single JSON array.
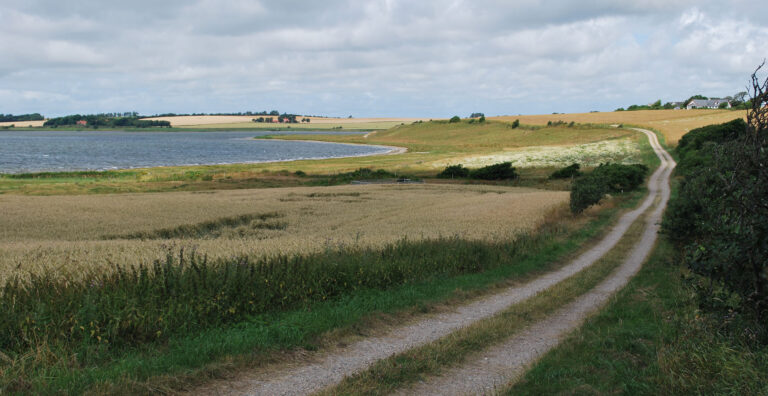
[[0, 232, 551, 362]]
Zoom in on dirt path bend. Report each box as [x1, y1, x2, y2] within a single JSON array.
[[399, 128, 675, 395], [194, 128, 673, 396]]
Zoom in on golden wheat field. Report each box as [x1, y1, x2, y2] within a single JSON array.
[[0, 120, 46, 128], [493, 109, 746, 145], [141, 115, 425, 129], [0, 183, 568, 285]]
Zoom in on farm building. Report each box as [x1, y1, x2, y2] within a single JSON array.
[[687, 99, 731, 109]]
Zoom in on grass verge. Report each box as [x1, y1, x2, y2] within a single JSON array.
[[318, 204, 648, 395], [504, 237, 768, 395], [0, 193, 641, 395]]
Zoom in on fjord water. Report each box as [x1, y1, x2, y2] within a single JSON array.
[[0, 130, 390, 174]]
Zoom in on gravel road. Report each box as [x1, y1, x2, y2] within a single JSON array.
[[192, 128, 674, 396], [399, 128, 675, 395]]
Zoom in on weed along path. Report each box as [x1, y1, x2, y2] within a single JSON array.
[[195, 128, 674, 396], [397, 128, 675, 395]]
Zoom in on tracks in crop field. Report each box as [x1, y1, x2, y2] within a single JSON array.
[[192, 128, 675, 396]]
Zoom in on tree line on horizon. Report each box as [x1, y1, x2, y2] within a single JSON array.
[[43, 114, 171, 128], [0, 113, 44, 122]]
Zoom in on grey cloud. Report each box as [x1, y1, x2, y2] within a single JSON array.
[[0, 1, 766, 117]]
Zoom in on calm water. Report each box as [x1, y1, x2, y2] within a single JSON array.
[[0, 130, 391, 174]]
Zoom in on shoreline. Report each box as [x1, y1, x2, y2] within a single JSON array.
[[262, 137, 407, 156], [0, 139, 408, 175]]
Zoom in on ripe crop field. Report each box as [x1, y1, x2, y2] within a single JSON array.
[[260, 120, 641, 172], [0, 183, 567, 286], [141, 115, 424, 130], [493, 109, 746, 145], [0, 120, 45, 127], [0, 116, 655, 394]]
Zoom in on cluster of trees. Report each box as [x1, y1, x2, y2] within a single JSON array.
[[94, 112, 140, 118], [436, 162, 518, 180], [663, 72, 768, 333], [549, 163, 581, 179], [448, 115, 487, 124], [615, 99, 674, 111], [0, 113, 44, 122], [252, 114, 308, 124], [547, 120, 576, 127], [568, 163, 648, 214], [43, 114, 171, 128], [152, 110, 282, 117]]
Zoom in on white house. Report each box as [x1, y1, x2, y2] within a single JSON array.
[[687, 99, 731, 109]]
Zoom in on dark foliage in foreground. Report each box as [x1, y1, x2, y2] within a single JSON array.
[[674, 118, 747, 175], [664, 65, 768, 329]]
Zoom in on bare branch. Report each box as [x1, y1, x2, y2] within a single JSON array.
[[746, 59, 768, 142]]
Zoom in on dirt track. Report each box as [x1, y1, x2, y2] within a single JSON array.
[[192, 128, 675, 396], [400, 128, 675, 394]]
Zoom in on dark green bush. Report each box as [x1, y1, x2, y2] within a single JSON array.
[[437, 164, 470, 178], [569, 163, 648, 214], [511, 119, 520, 128], [675, 118, 746, 176], [449, 116, 461, 123], [591, 163, 648, 192], [664, 116, 768, 325], [569, 175, 608, 214], [550, 163, 581, 179], [469, 162, 518, 180]]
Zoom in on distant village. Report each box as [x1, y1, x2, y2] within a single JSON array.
[[616, 92, 749, 112]]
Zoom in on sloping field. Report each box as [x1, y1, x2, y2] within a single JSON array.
[[0, 183, 567, 285], [436, 138, 641, 169], [0, 120, 45, 127], [264, 121, 642, 171], [141, 115, 425, 130], [493, 109, 746, 145]]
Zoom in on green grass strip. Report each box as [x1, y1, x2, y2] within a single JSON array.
[[504, 238, 768, 396]]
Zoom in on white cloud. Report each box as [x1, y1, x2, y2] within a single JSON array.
[[0, 0, 765, 117]]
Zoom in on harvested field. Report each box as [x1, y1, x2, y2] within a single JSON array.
[[141, 115, 425, 129], [0, 183, 567, 285], [493, 109, 746, 145], [0, 120, 45, 128]]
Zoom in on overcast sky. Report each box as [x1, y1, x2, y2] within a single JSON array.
[[1, 1, 766, 118]]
